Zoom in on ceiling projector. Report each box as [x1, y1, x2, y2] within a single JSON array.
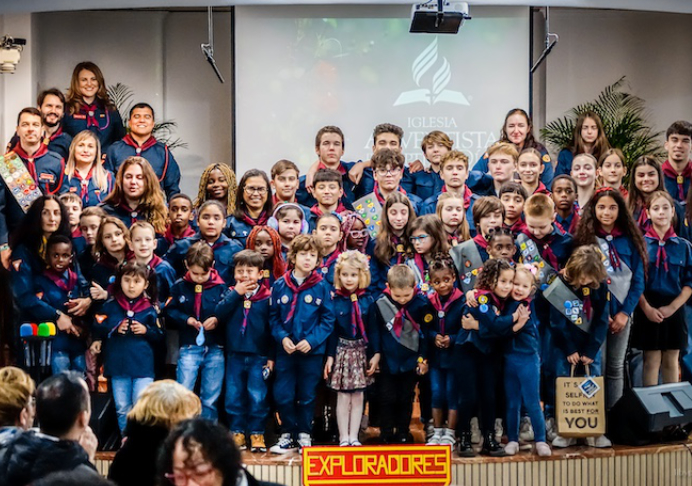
[[0, 36, 26, 74], [410, 1, 471, 34]]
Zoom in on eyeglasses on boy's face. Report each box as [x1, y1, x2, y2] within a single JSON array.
[[244, 186, 268, 195], [375, 167, 402, 177], [409, 234, 430, 243]]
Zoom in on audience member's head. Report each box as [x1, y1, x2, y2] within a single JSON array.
[[127, 380, 201, 431], [33, 469, 115, 486], [0, 366, 36, 429], [35, 372, 90, 439]]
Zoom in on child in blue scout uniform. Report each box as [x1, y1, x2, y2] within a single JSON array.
[[62, 62, 126, 151], [403, 130, 451, 201], [60, 130, 114, 208], [226, 169, 273, 245], [658, 121, 692, 205], [517, 148, 551, 196], [554, 111, 610, 178], [436, 192, 472, 247], [371, 264, 430, 444], [32, 235, 91, 375], [501, 265, 551, 457], [160, 194, 196, 256], [58, 192, 86, 256], [324, 251, 378, 447], [633, 191, 692, 386], [165, 241, 227, 421], [313, 213, 342, 288], [456, 259, 517, 457], [165, 200, 242, 284], [406, 215, 450, 295], [215, 250, 274, 453], [92, 262, 163, 433], [359, 148, 422, 214], [88, 217, 132, 304], [105, 103, 181, 200], [544, 245, 610, 449], [424, 254, 464, 447], [307, 169, 348, 231], [269, 234, 335, 453], [468, 142, 518, 198], [551, 175, 580, 234], [76, 206, 106, 283], [500, 182, 528, 236], [372, 193, 416, 296], [573, 187, 647, 410], [130, 222, 176, 304], [246, 225, 286, 291]]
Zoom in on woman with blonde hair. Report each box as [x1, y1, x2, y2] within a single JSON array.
[[101, 156, 168, 234], [62, 130, 114, 207], [108, 380, 201, 486], [0, 366, 36, 434]]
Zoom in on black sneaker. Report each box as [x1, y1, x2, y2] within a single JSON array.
[[457, 432, 475, 457], [481, 432, 506, 457], [269, 433, 298, 454]]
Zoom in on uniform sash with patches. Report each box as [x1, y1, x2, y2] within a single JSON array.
[[376, 297, 420, 353], [516, 233, 558, 289], [595, 236, 632, 306], [544, 278, 592, 334], [0, 152, 43, 213], [353, 193, 383, 239], [450, 239, 484, 293]]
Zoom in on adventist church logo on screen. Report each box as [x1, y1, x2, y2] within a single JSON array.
[[394, 37, 469, 107]]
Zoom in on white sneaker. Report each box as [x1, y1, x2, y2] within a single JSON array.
[[494, 418, 504, 443], [439, 428, 456, 446], [535, 441, 552, 456], [269, 433, 298, 454], [586, 435, 612, 448], [298, 432, 312, 450], [545, 417, 557, 443], [552, 435, 576, 448], [427, 428, 443, 445], [504, 441, 519, 456], [470, 417, 481, 444], [519, 416, 535, 442], [425, 422, 435, 441]]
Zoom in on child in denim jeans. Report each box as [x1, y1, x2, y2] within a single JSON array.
[[165, 241, 227, 420]]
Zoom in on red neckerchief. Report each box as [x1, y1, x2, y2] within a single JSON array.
[[310, 203, 346, 218], [183, 269, 225, 319], [71, 165, 95, 205], [475, 289, 506, 312], [318, 161, 347, 176], [446, 230, 461, 246], [282, 271, 323, 321], [472, 233, 489, 250], [533, 182, 550, 195], [230, 286, 271, 335], [71, 227, 82, 239], [596, 226, 625, 269], [520, 228, 558, 269], [122, 134, 157, 154], [662, 160, 692, 201], [12, 144, 49, 183], [321, 250, 341, 273], [382, 288, 420, 337], [635, 205, 650, 230], [80, 103, 101, 129], [441, 185, 473, 209], [43, 268, 77, 293], [412, 253, 429, 285], [429, 288, 463, 335], [240, 211, 268, 227], [146, 254, 163, 270], [42, 126, 64, 146], [373, 182, 406, 206], [117, 201, 141, 226], [392, 235, 406, 264], [505, 219, 527, 235], [645, 225, 676, 272], [163, 224, 196, 245], [618, 186, 628, 199], [335, 288, 368, 341], [111, 293, 153, 336]]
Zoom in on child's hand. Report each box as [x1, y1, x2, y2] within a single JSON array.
[[130, 321, 147, 335], [305, 159, 320, 190], [67, 297, 92, 316], [408, 159, 425, 173], [89, 340, 102, 355], [659, 305, 676, 319], [282, 337, 296, 354], [417, 360, 428, 376], [465, 290, 478, 307], [324, 356, 334, 380], [202, 317, 218, 331], [440, 335, 451, 348], [609, 312, 629, 333], [513, 305, 530, 326], [187, 317, 202, 330], [235, 280, 258, 295], [642, 305, 664, 323], [462, 314, 479, 331], [57, 312, 78, 335], [567, 352, 581, 365], [117, 320, 130, 334], [581, 355, 594, 365], [367, 353, 380, 376], [295, 339, 312, 353], [434, 334, 445, 348], [90, 282, 108, 301]]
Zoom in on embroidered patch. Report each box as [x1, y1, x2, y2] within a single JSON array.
[[263, 269, 270, 278], [478, 295, 488, 305], [424, 314, 433, 323], [542, 154, 550, 163], [165, 297, 173, 307], [69, 187, 77, 192], [95, 314, 107, 324], [39, 173, 55, 183], [305, 295, 313, 304], [315, 298, 322, 305], [281, 295, 289, 304], [479, 304, 489, 313], [36, 292, 44, 299]]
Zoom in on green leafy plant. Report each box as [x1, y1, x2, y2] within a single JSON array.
[[540, 76, 664, 170], [107, 83, 187, 150]]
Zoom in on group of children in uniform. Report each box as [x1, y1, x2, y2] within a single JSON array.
[[7, 104, 692, 458]]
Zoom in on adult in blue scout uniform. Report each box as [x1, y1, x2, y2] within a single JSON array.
[[6, 89, 73, 160], [105, 103, 181, 200], [165, 201, 243, 284], [402, 130, 451, 201], [297, 126, 356, 208], [60, 130, 114, 207], [472, 109, 554, 186], [269, 235, 335, 453], [554, 111, 610, 177], [165, 242, 228, 420], [660, 121, 692, 206], [62, 62, 125, 152], [573, 187, 647, 410], [226, 169, 273, 246]]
